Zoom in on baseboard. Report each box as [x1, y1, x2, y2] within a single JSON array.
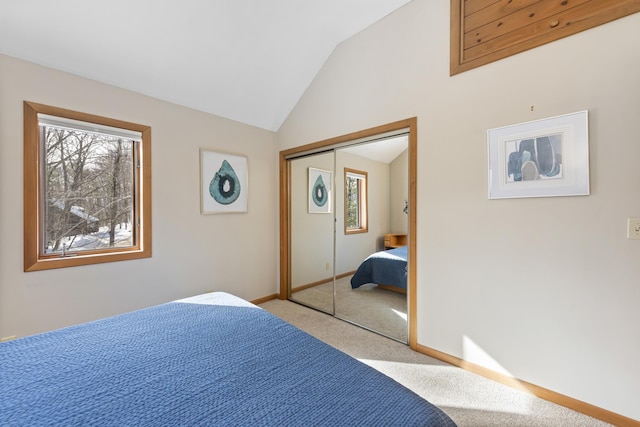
[[250, 293, 279, 305], [264, 271, 357, 302], [290, 271, 356, 293], [415, 344, 639, 427]]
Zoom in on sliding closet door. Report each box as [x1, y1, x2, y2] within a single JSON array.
[[289, 152, 335, 314], [334, 138, 409, 343], [281, 120, 416, 345]]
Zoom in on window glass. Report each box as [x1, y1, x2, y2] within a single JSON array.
[[41, 124, 136, 255], [344, 168, 368, 234]]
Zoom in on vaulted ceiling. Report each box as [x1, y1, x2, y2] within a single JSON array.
[[0, 1, 412, 131]]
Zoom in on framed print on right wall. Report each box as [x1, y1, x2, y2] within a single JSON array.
[[487, 111, 589, 200]]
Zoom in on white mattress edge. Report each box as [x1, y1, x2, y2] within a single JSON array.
[[174, 292, 258, 308]]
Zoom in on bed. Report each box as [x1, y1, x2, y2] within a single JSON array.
[[0, 292, 455, 426], [351, 245, 408, 291]]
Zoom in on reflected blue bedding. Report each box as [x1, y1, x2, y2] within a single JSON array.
[[351, 246, 408, 290]]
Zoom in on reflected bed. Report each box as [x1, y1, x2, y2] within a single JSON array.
[[1, 292, 454, 426], [351, 245, 408, 291]]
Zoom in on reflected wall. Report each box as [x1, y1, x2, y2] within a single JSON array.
[[290, 152, 335, 314]]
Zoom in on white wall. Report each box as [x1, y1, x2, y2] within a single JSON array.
[[290, 152, 335, 287], [276, 0, 640, 420], [0, 54, 278, 339], [389, 149, 409, 235]]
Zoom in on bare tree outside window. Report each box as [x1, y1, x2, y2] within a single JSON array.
[[344, 168, 368, 234], [43, 126, 135, 255], [345, 175, 360, 229]]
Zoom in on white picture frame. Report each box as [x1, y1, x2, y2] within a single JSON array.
[[308, 167, 332, 213], [487, 111, 589, 199], [200, 149, 248, 214]]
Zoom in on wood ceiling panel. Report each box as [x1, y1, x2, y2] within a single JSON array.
[[451, 0, 640, 75]]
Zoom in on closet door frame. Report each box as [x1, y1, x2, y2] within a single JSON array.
[[279, 117, 418, 348]]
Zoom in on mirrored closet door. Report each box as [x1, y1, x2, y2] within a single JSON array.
[[334, 139, 409, 342], [289, 151, 335, 314], [282, 121, 415, 344]]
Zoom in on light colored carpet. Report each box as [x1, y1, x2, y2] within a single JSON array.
[[259, 298, 613, 427], [291, 275, 408, 342]]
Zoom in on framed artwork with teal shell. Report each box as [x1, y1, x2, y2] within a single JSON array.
[[308, 167, 332, 213], [200, 149, 248, 213]]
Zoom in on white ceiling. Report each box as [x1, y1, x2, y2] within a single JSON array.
[[0, 1, 412, 131], [340, 135, 408, 164]]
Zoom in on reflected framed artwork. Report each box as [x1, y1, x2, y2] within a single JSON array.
[[200, 149, 248, 214], [487, 111, 589, 199], [308, 167, 332, 213]]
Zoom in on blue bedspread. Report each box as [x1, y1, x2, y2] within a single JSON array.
[[0, 292, 455, 426], [351, 246, 408, 289]]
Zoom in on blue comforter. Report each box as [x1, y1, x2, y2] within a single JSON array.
[[0, 292, 454, 426], [351, 246, 408, 290]]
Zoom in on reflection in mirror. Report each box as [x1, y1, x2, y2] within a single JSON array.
[[286, 133, 410, 343], [289, 151, 335, 314], [335, 136, 409, 342]]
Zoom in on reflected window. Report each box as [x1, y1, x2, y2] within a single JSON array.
[[344, 168, 368, 234]]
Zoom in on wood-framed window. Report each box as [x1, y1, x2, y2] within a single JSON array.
[[344, 168, 368, 235], [23, 101, 152, 271]]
